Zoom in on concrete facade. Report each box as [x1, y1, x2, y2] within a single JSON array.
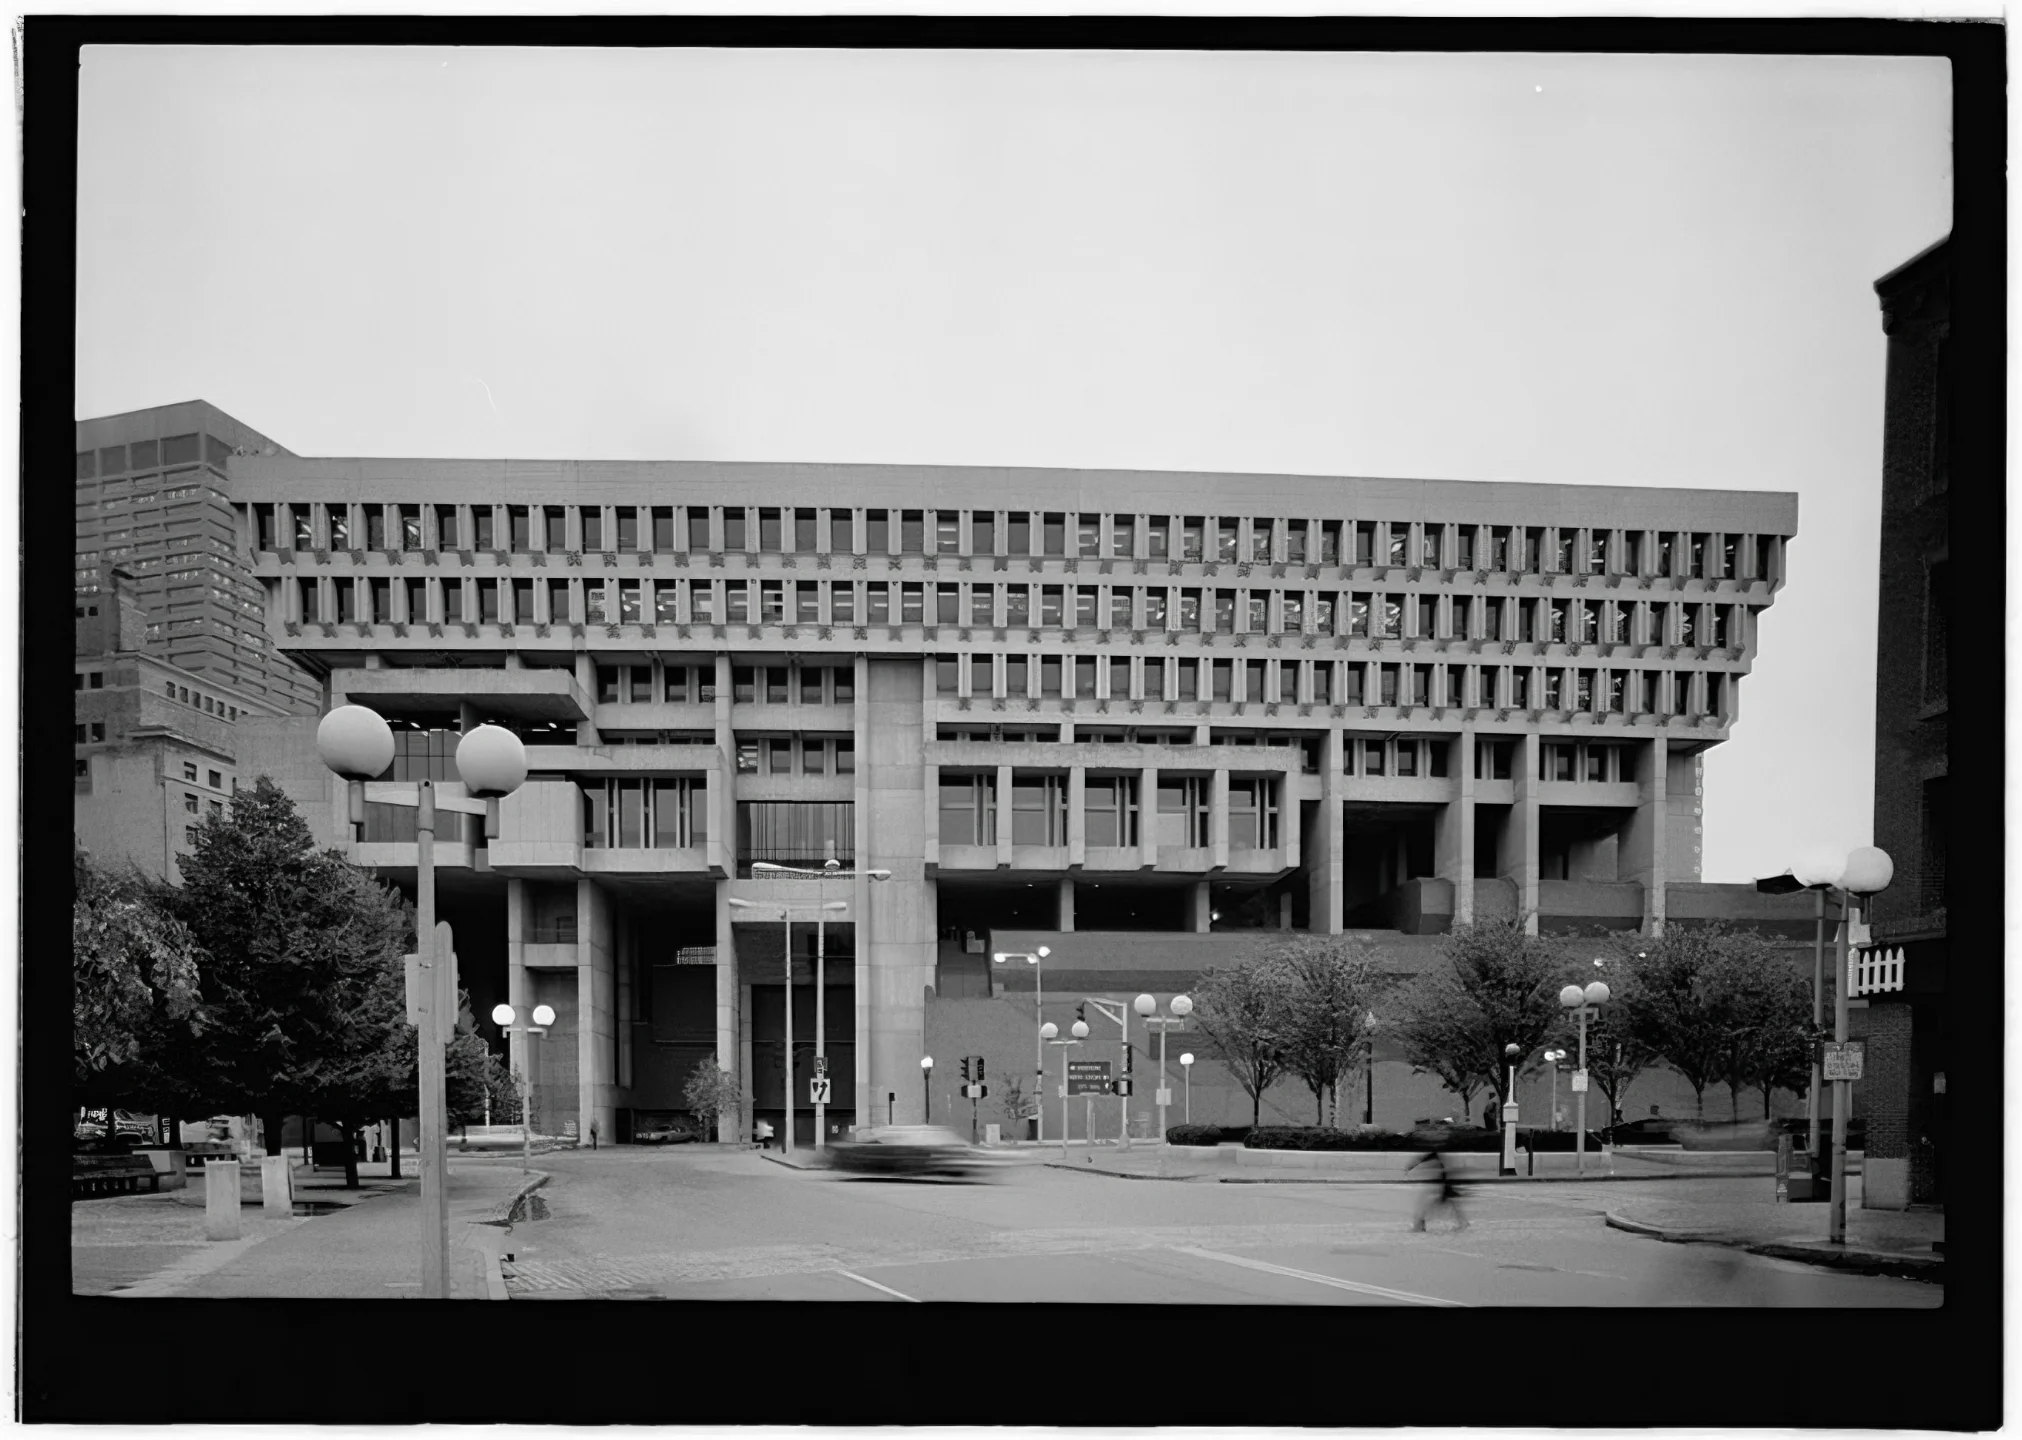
[[77, 399, 1823, 1144]]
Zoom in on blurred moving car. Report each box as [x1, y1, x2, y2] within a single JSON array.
[[823, 1125, 1009, 1179], [1605, 1117, 1682, 1145]]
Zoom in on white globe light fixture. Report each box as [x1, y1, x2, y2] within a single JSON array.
[[531, 1004, 555, 1028], [1180, 1052, 1194, 1067], [491, 1003, 515, 1027], [920, 1055, 934, 1070], [1133, 993, 1156, 1017], [1842, 845, 1894, 896], [1792, 844, 1847, 890], [1584, 981, 1612, 1007], [1070, 1020, 1089, 1040], [316, 704, 394, 781], [1040, 1022, 1058, 1040], [455, 723, 528, 797], [1559, 984, 1585, 1009], [1169, 994, 1193, 1018]]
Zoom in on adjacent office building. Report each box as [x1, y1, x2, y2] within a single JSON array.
[[79, 401, 1822, 1142]]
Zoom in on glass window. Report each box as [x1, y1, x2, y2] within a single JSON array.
[[1176, 659, 1198, 700], [830, 581, 855, 623], [900, 510, 925, 553], [688, 580, 715, 623], [1216, 519, 1239, 562], [1074, 657, 1097, 698], [1112, 516, 1135, 558], [684, 506, 711, 551], [936, 655, 960, 695], [722, 509, 747, 551], [1109, 657, 1132, 698], [758, 580, 784, 623], [1247, 594, 1267, 632], [664, 665, 689, 702], [1005, 656, 1028, 696], [736, 743, 759, 774], [1312, 661, 1333, 704], [1145, 591, 1167, 628], [1041, 587, 1063, 626], [940, 775, 995, 846], [1006, 513, 1031, 555], [901, 584, 924, 624], [767, 738, 794, 774], [1143, 656, 1165, 698], [765, 667, 789, 704], [1249, 521, 1272, 562], [758, 509, 782, 552], [1077, 514, 1101, 557], [836, 738, 856, 775], [801, 666, 826, 704], [937, 584, 960, 625], [937, 511, 961, 555], [1006, 587, 1030, 626], [1179, 590, 1201, 630], [1111, 590, 1133, 629], [864, 509, 889, 552], [1040, 657, 1062, 697], [733, 667, 757, 703], [866, 585, 891, 624], [1147, 518, 1170, 558], [1011, 776, 1066, 846], [830, 509, 854, 552], [972, 586, 994, 626], [794, 508, 818, 552], [1181, 518, 1205, 561], [1042, 513, 1066, 555]]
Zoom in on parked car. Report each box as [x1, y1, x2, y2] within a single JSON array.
[[1605, 1117, 1681, 1145], [823, 1125, 1010, 1179], [634, 1119, 701, 1145]]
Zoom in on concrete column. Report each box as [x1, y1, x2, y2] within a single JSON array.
[[852, 654, 871, 1138], [1191, 880, 1213, 933], [996, 764, 1014, 866], [923, 760, 941, 869], [1066, 766, 1086, 869], [1498, 733, 1541, 934], [615, 912, 633, 1091], [1210, 767, 1231, 871], [714, 881, 737, 1138], [1138, 766, 1158, 870], [1620, 736, 1669, 935], [507, 878, 529, 1086], [576, 878, 616, 1144], [1281, 773, 1301, 869], [575, 652, 600, 745], [739, 980, 755, 1140], [1058, 877, 1075, 932], [1309, 730, 1344, 935], [1435, 726, 1477, 928]]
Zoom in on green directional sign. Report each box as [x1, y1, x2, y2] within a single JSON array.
[[1066, 1060, 1111, 1096]]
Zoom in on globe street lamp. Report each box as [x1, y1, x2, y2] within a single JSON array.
[[491, 1003, 555, 1174], [1542, 1049, 1567, 1132], [1500, 1042, 1523, 1176], [992, 947, 1051, 1142], [920, 1055, 934, 1125], [1040, 1020, 1086, 1160], [1179, 1053, 1194, 1124], [1133, 993, 1192, 1142], [317, 703, 524, 1299], [1558, 980, 1610, 1175]]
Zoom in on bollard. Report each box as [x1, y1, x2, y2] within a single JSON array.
[[205, 1159, 242, 1240], [261, 1155, 294, 1217]]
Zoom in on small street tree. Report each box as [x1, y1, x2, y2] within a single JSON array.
[[1270, 935, 1386, 1126], [1623, 923, 1751, 1122], [1561, 942, 1658, 1131], [1712, 935, 1813, 1120], [682, 1058, 743, 1143], [1188, 957, 1297, 1128], [1387, 917, 1568, 1124]]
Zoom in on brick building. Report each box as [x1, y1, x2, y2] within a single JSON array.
[[1852, 236, 1951, 1209]]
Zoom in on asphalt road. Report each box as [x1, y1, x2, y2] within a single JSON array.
[[500, 1148, 1940, 1307]]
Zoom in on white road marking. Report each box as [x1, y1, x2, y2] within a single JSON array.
[[835, 1269, 920, 1302], [1173, 1247, 1469, 1307]]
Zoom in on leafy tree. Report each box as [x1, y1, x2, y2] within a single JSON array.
[[1560, 943, 1658, 1131], [682, 1058, 743, 1143], [162, 778, 415, 1163], [1622, 924, 1748, 1122], [72, 847, 207, 1115], [997, 1076, 1033, 1135], [1387, 917, 1568, 1121], [1712, 936, 1814, 1120], [1189, 958, 1297, 1128], [1270, 935, 1385, 1126]]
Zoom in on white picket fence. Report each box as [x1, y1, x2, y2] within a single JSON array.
[[1851, 946, 1906, 996]]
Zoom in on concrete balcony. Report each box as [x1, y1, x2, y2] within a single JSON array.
[[331, 666, 590, 722], [583, 847, 711, 875], [1340, 775, 1454, 804]]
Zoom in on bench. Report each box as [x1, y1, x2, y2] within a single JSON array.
[[72, 1164, 164, 1199]]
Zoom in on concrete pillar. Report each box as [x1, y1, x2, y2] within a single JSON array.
[[575, 652, 600, 745], [260, 1155, 292, 1217], [615, 911, 633, 1091], [852, 655, 871, 1138], [1138, 766, 1158, 871], [1498, 733, 1541, 934], [1058, 877, 1075, 932], [996, 765, 1015, 867], [1210, 767, 1231, 871], [738, 980, 755, 1139], [715, 881, 737, 1140], [1620, 736, 1669, 935], [204, 1160, 241, 1240], [1191, 880, 1213, 933], [1066, 766, 1086, 870], [1434, 725, 1477, 928], [506, 878, 529, 1086], [1308, 730, 1344, 935], [576, 878, 616, 1144]]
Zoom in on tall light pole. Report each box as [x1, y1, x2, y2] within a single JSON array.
[[1082, 997, 1136, 1148], [318, 703, 525, 1299], [1542, 1049, 1566, 1131], [1179, 1053, 1193, 1124], [1500, 1042, 1522, 1176], [491, 1003, 555, 1173], [920, 1055, 934, 1123], [1134, 993, 1193, 1141], [1041, 1020, 1085, 1159], [750, 862, 887, 1150], [992, 947, 1051, 1141], [1364, 1011, 1378, 1126], [1558, 980, 1610, 1174]]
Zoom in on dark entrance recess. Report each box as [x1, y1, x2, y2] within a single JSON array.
[[1073, 881, 1187, 932]]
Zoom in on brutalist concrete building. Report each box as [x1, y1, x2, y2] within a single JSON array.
[[77, 401, 1823, 1142]]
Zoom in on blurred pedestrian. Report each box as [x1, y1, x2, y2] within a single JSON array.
[[755, 1118, 775, 1151], [1407, 1145, 1467, 1231]]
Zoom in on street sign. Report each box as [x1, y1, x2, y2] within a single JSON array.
[[810, 1077, 832, 1104], [1570, 1070, 1589, 1093], [1154, 1087, 1172, 1107], [1822, 1041, 1865, 1082], [1067, 1060, 1112, 1096], [813, 1055, 828, 1078], [962, 1083, 989, 1100]]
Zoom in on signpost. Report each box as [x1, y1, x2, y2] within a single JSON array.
[[1570, 1071, 1589, 1093], [1066, 1060, 1111, 1095], [810, 1077, 832, 1105], [1822, 1041, 1865, 1082]]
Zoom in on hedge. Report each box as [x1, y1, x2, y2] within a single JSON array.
[[1163, 1124, 1252, 1146]]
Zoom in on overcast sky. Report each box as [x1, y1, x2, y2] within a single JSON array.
[[75, 46, 1950, 884]]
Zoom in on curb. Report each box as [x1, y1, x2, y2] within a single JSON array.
[[475, 1170, 550, 1301], [1604, 1211, 1945, 1282], [1042, 1162, 1199, 1182], [1218, 1169, 1776, 1186], [759, 1151, 821, 1171]]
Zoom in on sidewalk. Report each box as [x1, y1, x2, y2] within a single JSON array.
[[74, 1154, 545, 1299], [1027, 1142, 1780, 1184], [1604, 1171, 1944, 1281]]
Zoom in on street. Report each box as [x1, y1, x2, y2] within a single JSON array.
[[499, 1148, 1940, 1307]]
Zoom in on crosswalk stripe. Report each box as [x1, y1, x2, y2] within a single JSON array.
[[835, 1269, 921, 1302], [1172, 1247, 1469, 1307]]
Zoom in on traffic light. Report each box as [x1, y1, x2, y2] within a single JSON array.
[[960, 1057, 974, 1083], [971, 1055, 985, 1084], [1076, 1003, 1086, 1025]]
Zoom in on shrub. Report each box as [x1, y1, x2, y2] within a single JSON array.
[[1164, 1124, 1250, 1146], [1243, 1126, 1425, 1151]]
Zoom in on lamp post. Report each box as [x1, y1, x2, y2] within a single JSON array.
[[1558, 980, 1610, 1174], [1500, 1042, 1522, 1176], [318, 703, 525, 1299], [1179, 1053, 1193, 1124], [920, 1055, 934, 1124], [992, 947, 1051, 1142], [751, 862, 888, 1149], [1133, 993, 1192, 1143], [1041, 1020, 1085, 1160], [729, 895, 849, 1156], [490, 1003, 555, 1174], [1543, 1049, 1567, 1131]]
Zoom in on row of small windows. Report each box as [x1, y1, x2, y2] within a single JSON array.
[[733, 736, 856, 776], [159, 679, 245, 722], [292, 573, 1748, 647], [929, 653, 1732, 716], [938, 773, 1281, 850], [592, 663, 854, 706], [76, 434, 232, 478], [252, 502, 1782, 582]]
